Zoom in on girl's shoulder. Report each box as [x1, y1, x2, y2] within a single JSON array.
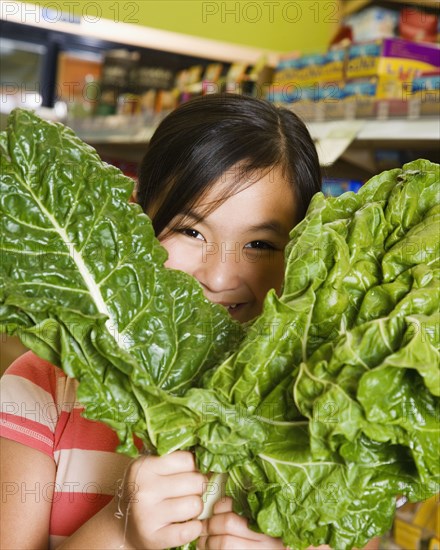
[[1, 350, 77, 407], [0, 351, 79, 457], [1, 351, 143, 456], [3, 349, 68, 385]]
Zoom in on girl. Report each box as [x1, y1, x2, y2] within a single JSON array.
[[1, 93, 359, 549]]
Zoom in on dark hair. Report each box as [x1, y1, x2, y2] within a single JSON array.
[[137, 93, 321, 236]]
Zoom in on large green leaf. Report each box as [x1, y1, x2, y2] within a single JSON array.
[[0, 108, 241, 455], [1, 110, 439, 549]]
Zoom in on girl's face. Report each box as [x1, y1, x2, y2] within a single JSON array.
[[158, 166, 296, 323]]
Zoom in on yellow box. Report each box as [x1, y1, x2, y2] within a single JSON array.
[[346, 38, 440, 99], [394, 517, 422, 549], [413, 495, 440, 534]]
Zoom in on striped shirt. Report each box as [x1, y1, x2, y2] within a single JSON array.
[[0, 351, 142, 548]]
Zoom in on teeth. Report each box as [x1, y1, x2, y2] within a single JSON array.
[[228, 304, 238, 309]]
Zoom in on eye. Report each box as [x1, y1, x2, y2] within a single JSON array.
[[178, 228, 205, 241], [244, 240, 276, 250]]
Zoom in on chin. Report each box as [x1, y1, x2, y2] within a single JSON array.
[[231, 304, 261, 324]]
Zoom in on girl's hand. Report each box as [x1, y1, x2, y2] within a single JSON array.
[[197, 497, 334, 550], [196, 496, 379, 550], [198, 497, 285, 549], [122, 451, 207, 549]]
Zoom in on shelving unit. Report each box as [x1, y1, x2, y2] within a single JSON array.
[[341, 0, 439, 17], [308, 118, 440, 168], [3, 1, 439, 175], [329, 0, 440, 175], [66, 114, 439, 169], [2, 1, 279, 66]]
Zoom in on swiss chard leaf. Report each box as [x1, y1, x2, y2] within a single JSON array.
[[0, 108, 242, 455], [1, 110, 439, 549]]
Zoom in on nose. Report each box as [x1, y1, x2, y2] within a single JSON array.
[[192, 241, 242, 294]]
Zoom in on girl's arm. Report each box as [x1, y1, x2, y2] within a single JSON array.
[[1, 438, 130, 550], [1, 438, 55, 549], [58, 451, 207, 550], [1, 439, 206, 550]]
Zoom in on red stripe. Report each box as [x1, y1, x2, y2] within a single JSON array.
[[55, 409, 121, 452], [6, 352, 144, 453], [50, 492, 113, 536], [55, 410, 144, 453], [6, 351, 64, 396], [0, 413, 54, 457]]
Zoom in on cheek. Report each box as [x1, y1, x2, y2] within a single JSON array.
[[161, 237, 193, 273], [244, 252, 286, 301]]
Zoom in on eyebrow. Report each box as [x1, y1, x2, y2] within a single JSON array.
[[179, 210, 290, 237], [245, 220, 290, 236], [176, 210, 204, 223]]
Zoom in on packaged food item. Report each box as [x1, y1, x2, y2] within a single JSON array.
[[271, 49, 346, 102], [394, 496, 439, 550], [346, 38, 440, 99], [322, 178, 363, 196], [95, 49, 140, 115], [407, 72, 440, 116], [323, 48, 346, 82], [399, 7, 438, 44], [344, 7, 399, 42], [116, 93, 141, 115]]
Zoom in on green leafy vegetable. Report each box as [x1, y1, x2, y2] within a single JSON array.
[[1, 109, 439, 549], [0, 108, 242, 457]]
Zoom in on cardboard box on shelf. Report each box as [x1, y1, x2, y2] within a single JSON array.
[[346, 38, 440, 99], [399, 7, 438, 44], [95, 49, 140, 115], [322, 178, 363, 196], [407, 72, 440, 116], [393, 496, 440, 550], [274, 50, 346, 88], [338, 78, 409, 118], [270, 49, 346, 118], [324, 49, 347, 83], [343, 6, 399, 42]]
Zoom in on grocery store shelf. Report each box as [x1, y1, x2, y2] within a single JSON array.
[[341, 0, 440, 17], [31, 108, 439, 166], [357, 119, 440, 141], [307, 118, 440, 142], [1, 2, 279, 66], [307, 117, 440, 165], [67, 114, 440, 146], [69, 115, 439, 166]]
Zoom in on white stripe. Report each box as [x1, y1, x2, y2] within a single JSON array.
[[1, 374, 60, 431]]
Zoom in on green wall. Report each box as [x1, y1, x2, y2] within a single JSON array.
[[17, 0, 340, 53]]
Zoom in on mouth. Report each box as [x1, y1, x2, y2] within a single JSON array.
[[218, 303, 246, 316]]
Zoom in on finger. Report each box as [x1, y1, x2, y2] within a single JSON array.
[[157, 495, 204, 524], [197, 519, 209, 550], [212, 496, 233, 514], [208, 512, 283, 543], [205, 535, 283, 550], [159, 471, 208, 498], [207, 511, 249, 538], [152, 519, 203, 548], [148, 451, 197, 475], [199, 518, 209, 537]]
